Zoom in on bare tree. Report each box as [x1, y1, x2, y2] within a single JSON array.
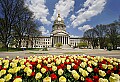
[[0, 0, 19, 50], [94, 24, 107, 49], [0, 0, 38, 50], [12, 1, 34, 48], [84, 29, 98, 49], [106, 22, 119, 49]]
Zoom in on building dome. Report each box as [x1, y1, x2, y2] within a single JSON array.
[[52, 13, 66, 31], [57, 14, 62, 21]]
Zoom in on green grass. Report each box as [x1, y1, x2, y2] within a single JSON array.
[[0, 48, 22, 52], [0, 48, 42, 52]]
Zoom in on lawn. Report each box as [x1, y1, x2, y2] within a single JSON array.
[[0, 48, 41, 52]]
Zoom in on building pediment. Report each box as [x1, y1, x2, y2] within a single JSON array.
[[51, 30, 69, 36]]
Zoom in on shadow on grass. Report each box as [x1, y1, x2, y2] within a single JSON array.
[[0, 48, 42, 52]]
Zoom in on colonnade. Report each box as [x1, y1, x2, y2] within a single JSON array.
[[52, 36, 69, 45]]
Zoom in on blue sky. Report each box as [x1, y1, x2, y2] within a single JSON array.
[[25, 0, 120, 37]]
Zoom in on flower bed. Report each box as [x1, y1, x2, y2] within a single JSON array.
[[0, 55, 120, 82]]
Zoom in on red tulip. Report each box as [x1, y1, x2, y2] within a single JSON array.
[[31, 72, 35, 77], [86, 78, 93, 82], [94, 68, 99, 73], [64, 62, 67, 65], [107, 70, 111, 74], [29, 66, 33, 69], [93, 76, 99, 82], [73, 64, 78, 70], [102, 60, 107, 64], [118, 64, 120, 68], [50, 73, 57, 80], [0, 65, 2, 70], [43, 66, 48, 72], [118, 72, 120, 75], [30, 62, 36, 66], [107, 61, 110, 65], [60, 64, 64, 68], [99, 65, 103, 70], [54, 59, 56, 62], [16, 76, 21, 78], [67, 62, 71, 65], [57, 66, 62, 69], [49, 67, 52, 72], [74, 60, 79, 65], [2, 68, 6, 70], [113, 67, 117, 71], [88, 64, 92, 68], [66, 56, 69, 59]]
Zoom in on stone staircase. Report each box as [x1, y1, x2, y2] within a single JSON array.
[[60, 44, 72, 49]]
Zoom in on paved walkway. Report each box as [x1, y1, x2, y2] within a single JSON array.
[[0, 49, 120, 59]]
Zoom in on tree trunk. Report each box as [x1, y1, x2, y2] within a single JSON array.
[[2, 43, 9, 51], [18, 39, 21, 48]]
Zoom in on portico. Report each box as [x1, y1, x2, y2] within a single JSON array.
[[52, 35, 70, 45], [50, 13, 70, 47]]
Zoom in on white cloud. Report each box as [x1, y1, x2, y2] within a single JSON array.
[[66, 26, 70, 28], [70, 35, 81, 38], [78, 25, 93, 32], [25, 0, 51, 25], [71, 0, 107, 27], [51, 0, 75, 21], [70, 15, 76, 21], [39, 26, 50, 36]]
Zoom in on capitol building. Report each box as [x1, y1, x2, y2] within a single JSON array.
[[21, 14, 85, 48]]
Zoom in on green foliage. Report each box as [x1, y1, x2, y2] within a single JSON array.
[[0, 43, 3, 48], [42, 47, 48, 51], [83, 19, 120, 49], [55, 43, 62, 48], [77, 42, 87, 48], [107, 43, 113, 51]]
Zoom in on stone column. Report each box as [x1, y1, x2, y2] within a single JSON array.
[[60, 36, 62, 43], [59, 36, 60, 43], [64, 36, 66, 45], [66, 36, 67, 45], [63, 36, 64, 45], [57, 36, 59, 43], [66, 36, 68, 44], [56, 36, 57, 44], [51, 37, 53, 47], [68, 36, 70, 44], [62, 36, 63, 45], [54, 36, 56, 45], [65, 36, 67, 45], [58, 36, 59, 43]]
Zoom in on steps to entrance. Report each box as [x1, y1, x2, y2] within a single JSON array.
[[60, 45, 72, 49]]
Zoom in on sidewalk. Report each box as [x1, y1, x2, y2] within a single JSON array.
[[0, 49, 120, 59]]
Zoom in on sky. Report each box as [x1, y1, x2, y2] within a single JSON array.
[[25, 0, 120, 37]]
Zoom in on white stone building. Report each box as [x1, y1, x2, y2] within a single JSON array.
[[21, 14, 84, 48]]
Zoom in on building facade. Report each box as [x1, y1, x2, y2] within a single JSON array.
[[21, 14, 84, 48]]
